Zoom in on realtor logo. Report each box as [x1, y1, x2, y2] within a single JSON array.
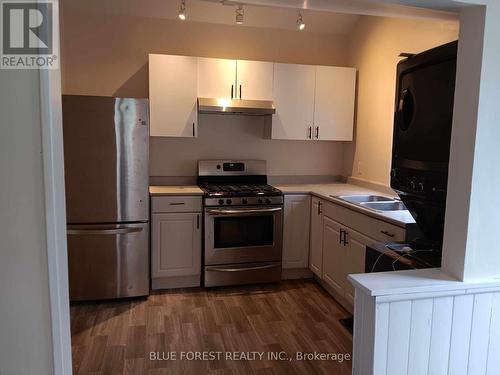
[[1, 0, 59, 69]]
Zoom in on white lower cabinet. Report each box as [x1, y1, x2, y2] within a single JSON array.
[[343, 229, 373, 303], [322, 216, 345, 296], [309, 197, 324, 277], [282, 195, 311, 278], [151, 196, 202, 289], [309, 196, 406, 311]]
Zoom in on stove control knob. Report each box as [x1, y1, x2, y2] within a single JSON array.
[[265, 198, 271, 204], [418, 182, 425, 192], [226, 199, 232, 205], [218, 199, 224, 205], [242, 198, 248, 204], [258, 198, 263, 204], [409, 181, 416, 190]]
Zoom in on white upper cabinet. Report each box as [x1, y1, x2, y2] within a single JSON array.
[[314, 66, 356, 141], [149, 54, 198, 137], [236, 60, 274, 100], [148, 54, 356, 140], [197, 57, 237, 99], [271, 64, 356, 141], [272, 63, 316, 140]]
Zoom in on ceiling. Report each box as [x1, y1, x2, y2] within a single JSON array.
[[61, 0, 362, 35], [62, 0, 460, 35]]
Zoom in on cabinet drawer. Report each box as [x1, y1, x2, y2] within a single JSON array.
[[321, 199, 405, 242], [372, 219, 406, 242], [151, 196, 202, 213]]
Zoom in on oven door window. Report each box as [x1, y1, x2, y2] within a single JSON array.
[[213, 215, 274, 248]]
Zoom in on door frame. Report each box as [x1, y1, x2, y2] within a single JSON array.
[[40, 0, 72, 373]]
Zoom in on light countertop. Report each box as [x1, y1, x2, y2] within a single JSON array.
[[149, 182, 415, 227], [149, 185, 203, 196], [275, 183, 415, 228]]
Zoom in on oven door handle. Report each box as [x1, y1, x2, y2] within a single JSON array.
[[207, 264, 280, 272], [206, 207, 282, 216]]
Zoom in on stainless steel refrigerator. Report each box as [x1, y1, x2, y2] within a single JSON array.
[[62, 95, 149, 301]]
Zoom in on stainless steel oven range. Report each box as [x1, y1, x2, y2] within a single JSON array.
[[198, 160, 283, 287]]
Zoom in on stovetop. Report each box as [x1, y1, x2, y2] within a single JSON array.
[[197, 160, 283, 206], [199, 183, 282, 198]]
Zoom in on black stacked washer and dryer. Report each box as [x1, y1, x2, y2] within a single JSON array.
[[366, 41, 458, 272]]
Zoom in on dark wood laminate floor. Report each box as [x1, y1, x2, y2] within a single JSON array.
[[71, 280, 353, 375]]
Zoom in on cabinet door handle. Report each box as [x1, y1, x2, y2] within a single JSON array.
[[192, 122, 195, 137], [339, 229, 343, 244], [169, 202, 185, 206], [231, 84, 234, 99], [308, 126, 312, 139], [317, 201, 322, 215], [239, 84, 242, 99], [316, 126, 319, 139], [380, 230, 395, 238], [343, 230, 349, 246], [197, 214, 200, 229]]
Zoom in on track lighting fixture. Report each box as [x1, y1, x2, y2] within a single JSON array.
[[235, 4, 244, 25], [178, 0, 186, 20], [297, 12, 305, 30]]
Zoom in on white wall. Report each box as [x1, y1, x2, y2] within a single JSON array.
[[0, 71, 54, 374], [442, 2, 500, 282], [344, 16, 459, 185]]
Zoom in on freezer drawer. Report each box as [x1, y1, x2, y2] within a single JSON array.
[[67, 223, 149, 301]]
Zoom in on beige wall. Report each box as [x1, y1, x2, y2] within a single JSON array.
[[344, 16, 459, 185], [151, 114, 343, 177], [60, 8, 351, 178], [61, 10, 351, 97], [61, 7, 460, 180]]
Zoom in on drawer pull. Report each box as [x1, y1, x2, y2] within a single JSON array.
[[169, 202, 186, 206], [380, 230, 395, 238]]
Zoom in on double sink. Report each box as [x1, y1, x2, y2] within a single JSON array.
[[333, 194, 407, 212]]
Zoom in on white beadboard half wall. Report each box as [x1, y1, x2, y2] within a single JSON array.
[[349, 268, 500, 375]]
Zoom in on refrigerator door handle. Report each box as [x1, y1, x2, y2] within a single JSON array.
[[67, 227, 143, 235]]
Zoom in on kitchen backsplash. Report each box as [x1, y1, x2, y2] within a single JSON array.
[[149, 114, 345, 178]]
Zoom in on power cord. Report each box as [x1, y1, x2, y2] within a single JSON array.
[[390, 249, 435, 271]]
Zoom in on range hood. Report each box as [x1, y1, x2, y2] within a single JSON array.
[[198, 98, 275, 115]]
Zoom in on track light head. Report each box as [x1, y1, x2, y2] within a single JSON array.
[[297, 12, 305, 30], [178, 0, 186, 20], [235, 4, 244, 25]]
